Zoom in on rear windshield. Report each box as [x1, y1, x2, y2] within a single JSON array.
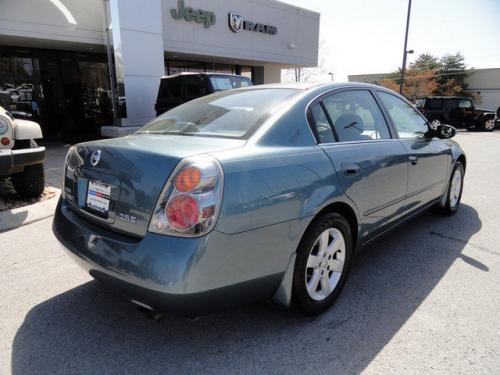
[[209, 75, 252, 91], [138, 88, 299, 139]]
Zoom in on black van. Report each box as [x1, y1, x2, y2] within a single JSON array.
[[154, 73, 253, 116]]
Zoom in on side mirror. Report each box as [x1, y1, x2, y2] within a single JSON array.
[[430, 124, 456, 139]]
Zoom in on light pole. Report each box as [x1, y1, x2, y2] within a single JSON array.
[[399, 0, 413, 95], [328, 72, 334, 82]]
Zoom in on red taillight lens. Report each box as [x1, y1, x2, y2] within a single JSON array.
[[175, 166, 201, 192], [1, 137, 10, 145], [165, 194, 200, 230], [149, 155, 223, 237]]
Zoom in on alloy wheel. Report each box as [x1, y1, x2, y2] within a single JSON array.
[[305, 228, 345, 301], [431, 119, 441, 127], [449, 168, 462, 208], [484, 119, 495, 131]]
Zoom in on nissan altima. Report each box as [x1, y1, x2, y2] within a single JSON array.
[[53, 83, 466, 316]]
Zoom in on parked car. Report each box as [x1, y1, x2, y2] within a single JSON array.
[[415, 96, 496, 131], [53, 83, 465, 316], [0, 106, 45, 198], [154, 72, 252, 116]]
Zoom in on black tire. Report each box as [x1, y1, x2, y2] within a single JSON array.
[[482, 117, 496, 132], [292, 212, 353, 316], [436, 162, 464, 215], [11, 163, 45, 198]]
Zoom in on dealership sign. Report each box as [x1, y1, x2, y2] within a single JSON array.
[[228, 13, 277, 35], [170, 0, 216, 29]]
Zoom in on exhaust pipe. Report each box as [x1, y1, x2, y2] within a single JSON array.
[[130, 299, 164, 321]]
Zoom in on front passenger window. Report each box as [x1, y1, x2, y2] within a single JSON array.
[[378, 92, 429, 139]]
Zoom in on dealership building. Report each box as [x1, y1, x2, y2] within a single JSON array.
[[0, 0, 319, 140]]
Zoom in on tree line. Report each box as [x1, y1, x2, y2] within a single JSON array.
[[379, 52, 476, 102]]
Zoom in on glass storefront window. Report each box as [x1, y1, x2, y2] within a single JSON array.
[[1, 46, 113, 141], [165, 59, 253, 83], [168, 60, 205, 75], [0, 49, 41, 122]]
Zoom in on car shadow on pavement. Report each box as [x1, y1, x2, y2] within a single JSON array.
[[11, 204, 484, 374]]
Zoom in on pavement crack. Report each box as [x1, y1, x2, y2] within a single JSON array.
[[328, 317, 350, 330], [428, 231, 500, 256]]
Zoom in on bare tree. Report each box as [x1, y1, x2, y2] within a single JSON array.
[[282, 40, 329, 83]]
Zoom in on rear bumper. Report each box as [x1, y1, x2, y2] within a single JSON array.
[[52, 198, 303, 315], [0, 146, 45, 176]]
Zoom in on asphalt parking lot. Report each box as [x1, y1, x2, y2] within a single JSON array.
[[1, 130, 500, 374]]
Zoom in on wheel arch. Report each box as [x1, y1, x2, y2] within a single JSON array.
[[272, 200, 360, 307], [313, 201, 360, 251], [457, 153, 466, 171]]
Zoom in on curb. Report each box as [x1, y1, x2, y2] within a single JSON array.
[[0, 189, 61, 233]]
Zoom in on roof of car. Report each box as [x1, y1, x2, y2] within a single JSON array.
[[235, 81, 385, 91], [158, 75, 382, 89]]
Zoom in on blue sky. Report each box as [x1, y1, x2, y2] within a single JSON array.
[[282, 0, 500, 81]]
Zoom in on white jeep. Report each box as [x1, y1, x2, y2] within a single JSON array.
[[0, 106, 45, 198]]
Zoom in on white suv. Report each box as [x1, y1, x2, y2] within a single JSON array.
[[0, 106, 45, 198]]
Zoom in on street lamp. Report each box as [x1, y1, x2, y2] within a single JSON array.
[[399, 0, 413, 95], [328, 72, 334, 82]]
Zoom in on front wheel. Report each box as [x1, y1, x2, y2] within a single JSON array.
[[482, 118, 496, 132], [292, 213, 353, 316]]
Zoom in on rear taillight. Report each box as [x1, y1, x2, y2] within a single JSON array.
[[148, 155, 223, 237]]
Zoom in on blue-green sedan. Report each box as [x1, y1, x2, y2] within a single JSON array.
[[53, 83, 466, 316]]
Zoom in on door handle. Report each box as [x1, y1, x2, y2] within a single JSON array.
[[409, 156, 418, 165], [343, 163, 361, 176]]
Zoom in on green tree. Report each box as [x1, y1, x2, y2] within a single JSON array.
[[410, 53, 441, 71], [381, 52, 475, 100], [434, 53, 473, 98]]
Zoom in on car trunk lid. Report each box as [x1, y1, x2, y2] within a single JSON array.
[[64, 134, 244, 238]]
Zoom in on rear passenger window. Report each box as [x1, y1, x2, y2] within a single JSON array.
[[321, 90, 391, 142], [309, 102, 335, 143], [186, 76, 206, 99], [160, 77, 182, 99], [426, 98, 442, 110]]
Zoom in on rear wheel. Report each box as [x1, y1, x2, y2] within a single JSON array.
[[11, 163, 45, 198], [482, 118, 495, 132], [292, 213, 353, 316]]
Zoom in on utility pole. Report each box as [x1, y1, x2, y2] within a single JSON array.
[[400, 0, 412, 95]]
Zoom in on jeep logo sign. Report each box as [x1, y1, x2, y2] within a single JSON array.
[[228, 12, 277, 35], [170, 0, 216, 29]]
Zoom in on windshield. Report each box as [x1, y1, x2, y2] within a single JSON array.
[[209, 75, 252, 91], [138, 88, 300, 139]]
